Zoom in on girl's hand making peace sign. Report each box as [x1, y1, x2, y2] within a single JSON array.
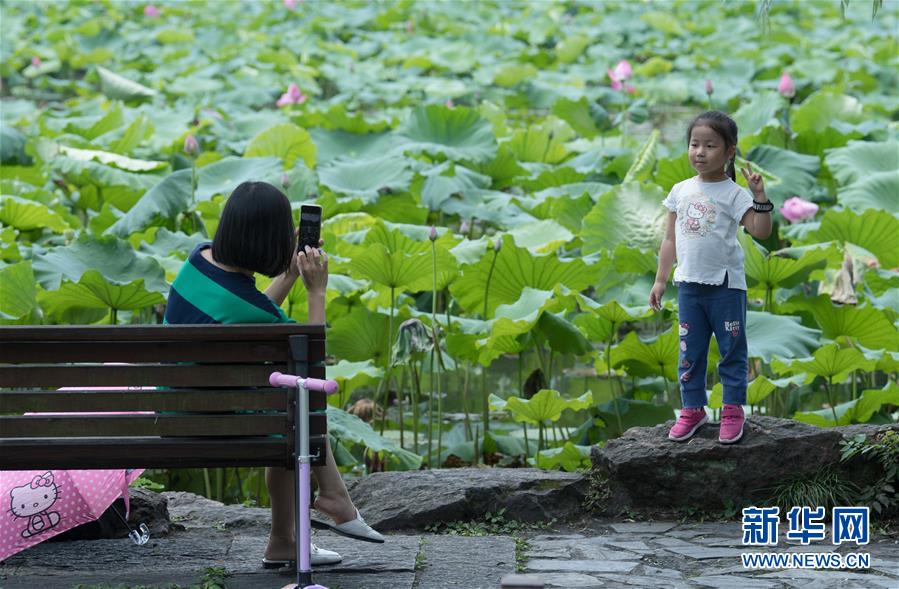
[[740, 161, 766, 199]]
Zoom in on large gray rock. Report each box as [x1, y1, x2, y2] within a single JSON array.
[[345, 468, 587, 531], [51, 487, 172, 542], [591, 416, 896, 511], [161, 491, 271, 530]]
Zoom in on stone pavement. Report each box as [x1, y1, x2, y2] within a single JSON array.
[[2, 519, 897, 588]]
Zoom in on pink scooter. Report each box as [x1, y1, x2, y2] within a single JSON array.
[[269, 371, 339, 589]]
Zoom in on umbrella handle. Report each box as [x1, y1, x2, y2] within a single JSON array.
[[129, 523, 150, 546]]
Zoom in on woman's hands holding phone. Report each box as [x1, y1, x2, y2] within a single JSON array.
[[295, 238, 328, 296]]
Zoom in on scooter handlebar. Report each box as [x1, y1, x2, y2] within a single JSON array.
[[269, 372, 339, 395]]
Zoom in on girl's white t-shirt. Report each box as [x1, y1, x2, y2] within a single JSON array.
[[662, 176, 754, 290]]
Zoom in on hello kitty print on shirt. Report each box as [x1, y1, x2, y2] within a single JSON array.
[[9, 471, 62, 539], [680, 197, 717, 239]]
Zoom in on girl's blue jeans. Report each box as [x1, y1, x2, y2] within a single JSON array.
[[676, 276, 748, 408]]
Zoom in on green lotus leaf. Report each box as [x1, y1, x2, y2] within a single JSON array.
[[310, 129, 403, 165], [837, 171, 899, 213], [551, 97, 599, 139], [507, 219, 573, 253], [319, 155, 413, 203], [781, 294, 898, 351], [349, 242, 431, 291], [745, 310, 822, 362], [326, 406, 422, 470], [708, 374, 805, 409], [537, 312, 592, 356], [97, 66, 157, 101], [328, 307, 391, 367], [195, 156, 285, 202], [38, 270, 165, 315], [641, 10, 684, 35], [0, 225, 21, 262], [65, 103, 124, 141], [825, 140, 899, 186], [610, 324, 679, 381], [244, 123, 317, 169], [136, 228, 206, 259], [493, 62, 539, 87], [740, 232, 830, 291], [326, 359, 383, 404], [653, 153, 694, 192], [0, 261, 37, 323], [475, 143, 527, 184], [504, 389, 592, 425], [575, 313, 614, 344], [59, 145, 167, 172], [505, 124, 568, 164], [793, 383, 899, 427], [733, 93, 785, 149], [808, 208, 899, 269], [623, 130, 659, 184], [744, 145, 820, 206], [449, 234, 602, 317], [106, 169, 192, 237], [535, 442, 592, 472], [397, 104, 497, 163], [1, 126, 31, 165], [0, 195, 69, 232], [420, 162, 492, 211], [32, 234, 168, 296], [296, 103, 393, 135], [581, 182, 667, 254], [791, 89, 863, 135], [110, 113, 154, 154], [773, 342, 876, 384]]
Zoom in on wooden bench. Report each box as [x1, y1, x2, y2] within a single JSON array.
[[0, 324, 329, 471]]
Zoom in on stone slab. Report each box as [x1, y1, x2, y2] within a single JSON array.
[[661, 545, 749, 560], [526, 559, 639, 574], [415, 534, 516, 589], [691, 574, 780, 588], [608, 522, 677, 534], [541, 572, 604, 587]]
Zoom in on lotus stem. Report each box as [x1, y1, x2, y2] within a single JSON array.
[[379, 286, 396, 435], [481, 247, 500, 437], [462, 361, 472, 441], [411, 361, 421, 455], [431, 240, 444, 466], [824, 377, 839, 425], [398, 365, 407, 448], [607, 325, 624, 434]]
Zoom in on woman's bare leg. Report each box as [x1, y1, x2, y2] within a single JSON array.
[[265, 438, 356, 559]]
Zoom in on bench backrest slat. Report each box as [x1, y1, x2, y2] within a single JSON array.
[[1, 389, 288, 413], [0, 364, 288, 388], [0, 414, 328, 437]]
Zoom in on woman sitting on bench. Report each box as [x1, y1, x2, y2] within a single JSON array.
[[164, 181, 384, 568]]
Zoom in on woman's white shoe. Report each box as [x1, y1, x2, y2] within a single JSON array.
[[311, 508, 385, 543], [261, 543, 342, 569]]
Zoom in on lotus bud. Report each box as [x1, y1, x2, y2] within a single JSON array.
[[779, 196, 818, 223], [493, 237, 502, 253], [705, 79, 713, 96], [281, 173, 291, 190], [284, 0, 297, 10], [143, 4, 160, 17], [429, 226, 438, 241], [613, 59, 632, 81], [405, 20, 414, 33], [778, 72, 795, 98], [445, 98, 454, 108], [31, 56, 41, 67], [183, 133, 199, 155], [459, 219, 471, 234]]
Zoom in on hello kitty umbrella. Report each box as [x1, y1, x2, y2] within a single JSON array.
[[0, 468, 147, 562]]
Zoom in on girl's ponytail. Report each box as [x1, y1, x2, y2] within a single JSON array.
[[727, 155, 736, 182]]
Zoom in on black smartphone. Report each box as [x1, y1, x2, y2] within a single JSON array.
[[298, 204, 322, 252]]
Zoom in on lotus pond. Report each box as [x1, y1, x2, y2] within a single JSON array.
[[1, 0, 897, 505]]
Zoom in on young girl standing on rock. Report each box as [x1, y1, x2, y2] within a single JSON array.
[[648, 111, 773, 444]]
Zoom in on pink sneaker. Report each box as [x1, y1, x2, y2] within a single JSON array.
[[719, 404, 745, 444], [668, 407, 708, 441]]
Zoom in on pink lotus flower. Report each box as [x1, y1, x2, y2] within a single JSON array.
[[143, 4, 159, 17], [705, 79, 713, 96], [183, 134, 199, 155], [608, 59, 635, 93], [284, 0, 297, 10], [778, 72, 795, 98], [31, 56, 41, 67], [780, 196, 818, 223], [445, 98, 454, 108], [276, 83, 306, 107]]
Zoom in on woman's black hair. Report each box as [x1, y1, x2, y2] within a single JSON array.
[[687, 110, 739, 181], [212, 181, 295, 277]]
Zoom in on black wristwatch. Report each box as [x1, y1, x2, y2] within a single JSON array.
[[752, 200, 774, 213]]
